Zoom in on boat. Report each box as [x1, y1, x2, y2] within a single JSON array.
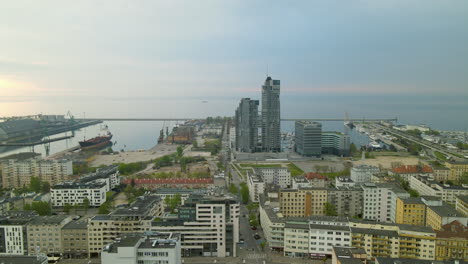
[[344, 121, 355, 129], [79, 125, 112, 150]]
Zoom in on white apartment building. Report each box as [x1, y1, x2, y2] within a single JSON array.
[[283, 216, 352, 258], [151, 195, 239, 258], [101, 233, 182, 264], [362, 183, 409, 222], [0, 225, 25, 255], [229, 127, 236, 149], [350, 165, 379, 183], [409, 175, 468, 205], [335, 177, 356, 188], [51, 165, 120, 207], [1, 158, 73, 188], [248, 173, 265, 202], [51, 181, 107, 207], [255, 167, 291, 188]]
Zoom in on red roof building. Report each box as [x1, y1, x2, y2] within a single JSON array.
[[122, 178, 214, 189], [304, 172, 328, 181]]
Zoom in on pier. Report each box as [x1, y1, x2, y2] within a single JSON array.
[[74, 117, 397, 122], [0, 135, 74, 147]]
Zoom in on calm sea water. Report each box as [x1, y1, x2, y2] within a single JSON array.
[[1, 94, 466, 157]]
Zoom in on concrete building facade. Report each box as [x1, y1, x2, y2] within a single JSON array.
[[151, 195, 240, 258], [261, 77, 281, 152], [1, 158, 72, 189], [235, 98, 259, 153], [295, 121, 322, 157], [101, 233, 182, 264]]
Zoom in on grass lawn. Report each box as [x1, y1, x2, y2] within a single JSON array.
[[239, 163, 282, 168], [287, 163, 304, 177]]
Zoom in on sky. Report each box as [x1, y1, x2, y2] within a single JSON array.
[[1, 0, 467, 116]]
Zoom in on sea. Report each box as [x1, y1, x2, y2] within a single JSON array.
[[1, 94, 467, 158]]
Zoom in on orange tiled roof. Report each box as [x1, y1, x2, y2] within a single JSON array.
[[436, 220, 468, 239], [122, 178, 214, 184], [391, 165, 433, 174], [304, 173, 327, 180]]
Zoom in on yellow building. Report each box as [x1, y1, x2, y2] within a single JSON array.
[[445, 159, 468, 183], [279, 188, 327, 217], [456, 195, 468, 216], [426, 203, 468, 231], [435, 220, 468, 261], [349, 220, 436, 260], [396, 197, 426, 226]]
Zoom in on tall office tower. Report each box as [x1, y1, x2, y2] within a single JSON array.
[[295, 121, 322, 157], [235, 98, 259, 152], [261, 76, 281, 152]]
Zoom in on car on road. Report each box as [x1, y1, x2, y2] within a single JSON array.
[[251, 226, 257, 230], [254, 234, 261, 240], [239, 239, 245, 244]]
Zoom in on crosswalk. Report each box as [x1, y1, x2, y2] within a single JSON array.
[[246, 253, 266, 259]]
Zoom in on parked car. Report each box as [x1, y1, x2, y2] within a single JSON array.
[[254, 234, 261, 240], [251, 226, 257, 230]]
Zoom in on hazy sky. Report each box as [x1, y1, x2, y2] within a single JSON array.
[[1, 0, 467, 103]]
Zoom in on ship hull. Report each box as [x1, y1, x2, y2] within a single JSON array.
[[80, 139, 112, 150]]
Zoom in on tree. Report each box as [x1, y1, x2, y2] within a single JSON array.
[[63, 203, 72, 214], [29, 177, 42, 193], [239, 182, 249, 204], [389, 144, 397, 152], [246, 203, 259, 213], [459, 172, 468, 185], [30, 201, 52, 216], [228, 183, 238, 194], [192, 140, 198, 148], [177, 146, 184, 158], [324, 202, 338, 216], [350, 143, 358, 155], [249, 213, 259, 227], [260, 241, 266, 251], [408, 189, 420, 197], [180, 158, 187, 172], [82, 198, 90, 213], [41, 181, 50, 193], [98, 203, 110, 214]]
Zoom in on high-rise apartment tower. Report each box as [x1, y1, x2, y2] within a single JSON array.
[[261, 77, 281, 152]]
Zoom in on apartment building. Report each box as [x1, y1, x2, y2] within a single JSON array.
[[335, 177, 356, 188], [51, 181, 107, 207], [445, 159, 468, 183], [79, 165, 121, 190], [362, 183, 409, 222], [284, 216, 352, 258], [292, 176, 313, 189], [255, 167, 291, 188], [235, 98, 259, 153], [432, 166, 450, 182], [351, 165, 380, 183], [101, 232, 182, 264], [279, 188, 328, 217], [27, 215, 72, 255], [332, 247, 367, 264], [349, 220, 436, 260], [389, 165, 433, 181], [0, 211, 36, 255], [0, 255, 47, 264], [247, 172, 265, 202], [409, 175, 468, 205], [259, 197, 285, 251], [435, 220, 468, 261], [328, 186, 363, 218], [456, 195, 468, 216], [88, 195, 163, 257], [151, 195, 240, 258], [61, 220, 88, 258], [396, 197, 427, 226], [426, 203, 467, 230], [1, 158, 72, 188], [304, 173, 329, 188]]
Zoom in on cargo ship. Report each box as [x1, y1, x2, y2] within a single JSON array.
[[79, 126, 112, 150]]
